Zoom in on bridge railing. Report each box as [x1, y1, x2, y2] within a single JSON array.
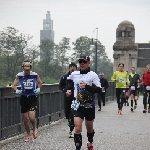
[[0, 82, 115, 141]]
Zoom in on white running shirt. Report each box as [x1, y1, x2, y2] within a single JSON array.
[[68, 71, 101, 108]]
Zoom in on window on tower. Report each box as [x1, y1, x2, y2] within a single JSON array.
[[121, 31, 125, 37], [128, 31, 131, 37]]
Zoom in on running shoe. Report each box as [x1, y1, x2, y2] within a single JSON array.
[[118, 109, 120, 114], [98, 108, 101, 111], [87, 142, 94, 150], [33, 129, 38, 139], [68, 132, 74, 138], [24, 136, 30, 142], [118, 109, 122, 115], [127, 102, 129, 106], [134, 105, 137, 109], [131, 108, 134, 112], [143, 109, 147, 113], [87, 146, 94, 150], [119, 110, 122, 115]]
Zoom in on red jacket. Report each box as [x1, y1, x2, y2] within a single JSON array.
[[142, 72, 150, 86]]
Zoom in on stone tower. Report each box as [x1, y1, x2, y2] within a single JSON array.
[[113, 20, 137, 72]]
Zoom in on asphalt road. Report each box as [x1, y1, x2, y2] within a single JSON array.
[[1, 96, 150, 150]]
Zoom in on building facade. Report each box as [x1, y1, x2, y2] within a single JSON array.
[[136, 43, 150, 68], [40, 11, 54, 43], [40, 11, 54, 61]]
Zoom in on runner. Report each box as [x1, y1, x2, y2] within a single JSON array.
[[111, 63, 129, 115], [12, 60, 42, 142], [66, 55, 101, 150], [59, 62, 77, 138], [141, 64, 150, 113], [128, 67, 141, 112], [97, 72, 109, 111]]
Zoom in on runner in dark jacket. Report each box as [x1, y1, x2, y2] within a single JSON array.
[[97, 72, 109, 111], [128, 67, 141, 112], [59, 62, 77, 138]]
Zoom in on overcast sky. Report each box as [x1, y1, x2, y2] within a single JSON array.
[[0, 0, 150, 61]]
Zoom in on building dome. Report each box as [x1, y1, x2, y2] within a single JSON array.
[[114, 20, 135, 45], [119, 20, 133, 25]]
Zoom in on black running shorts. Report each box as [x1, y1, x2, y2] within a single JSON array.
[[73, 107, 95, 121], [20, 95, 38, 113], [130, 90, 138, 96]]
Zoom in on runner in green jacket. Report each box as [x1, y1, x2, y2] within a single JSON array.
[[111, 63, 129, 114]]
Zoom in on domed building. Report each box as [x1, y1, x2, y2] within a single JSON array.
[[113, 20, 137, 72]]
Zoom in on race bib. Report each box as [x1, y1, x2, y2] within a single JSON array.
[[131, 86, 135, 90], [146, 86, 150, 90], [23, 81, 33, 89], [118, 77, 124, 83], [80, 103, 92, 108], [102, 88, 105, 92], [71, 100, 80, 111]]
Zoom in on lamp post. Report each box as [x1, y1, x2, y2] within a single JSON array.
[[92, 28, 98, 74]]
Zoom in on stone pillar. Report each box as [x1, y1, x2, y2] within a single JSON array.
[[113, 20, 137, 72]]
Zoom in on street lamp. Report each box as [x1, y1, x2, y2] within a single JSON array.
[[91, 27, 98, 73]]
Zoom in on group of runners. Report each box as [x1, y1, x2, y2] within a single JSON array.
[[12, 56, 150, 150], [111, 63, 150, 115]]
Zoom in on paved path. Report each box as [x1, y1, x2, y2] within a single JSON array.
[[1, 96, 150, 150]]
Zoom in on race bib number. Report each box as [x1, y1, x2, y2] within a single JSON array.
[[131, 86, 135, 90], [118, 77, 124, 83], [23, 81, 33, 89], [146, 86, 150, 90]]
